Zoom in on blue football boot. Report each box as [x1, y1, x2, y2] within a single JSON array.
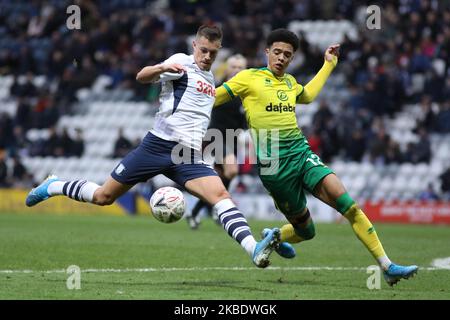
[[383, 263, 419, 286], [25, 175, 59, 207], [262, 228, 296, 259], [252, 228, 280, 268]]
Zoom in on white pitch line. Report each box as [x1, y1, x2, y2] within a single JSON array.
[[431, 257, 450, 270], [0, 266, 446, 274]]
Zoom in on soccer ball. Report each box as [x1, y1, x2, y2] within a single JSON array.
[[149, 187, 185, 223]]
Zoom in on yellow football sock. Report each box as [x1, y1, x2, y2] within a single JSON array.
[[280, 224, 303, 243], [344, 204, 389, 264]]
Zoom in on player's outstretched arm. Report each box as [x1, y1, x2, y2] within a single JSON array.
[[214, 85, 233, 107], [136, 63, 186, 84], [214, 69, 250, 107], [297, 44, 340, 104]]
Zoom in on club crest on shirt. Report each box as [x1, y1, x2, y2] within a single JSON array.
[[277, 90, 288, 101]]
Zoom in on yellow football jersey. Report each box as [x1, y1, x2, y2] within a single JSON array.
[[215, 68, 305, 160], [218, 68, 303, 131]]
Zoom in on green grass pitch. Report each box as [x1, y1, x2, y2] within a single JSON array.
[[0, 213, 449, 299]]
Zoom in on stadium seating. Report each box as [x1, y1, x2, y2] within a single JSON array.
[[1, 66, 449, 201], [288, 20, 358, 50], [0, 5, 448, 201]]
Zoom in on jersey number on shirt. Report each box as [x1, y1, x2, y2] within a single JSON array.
[[306, 154, 325, 167], [196, 80, 215, 97]]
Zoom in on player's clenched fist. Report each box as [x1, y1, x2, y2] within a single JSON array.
[[325, 44, 340, 67]]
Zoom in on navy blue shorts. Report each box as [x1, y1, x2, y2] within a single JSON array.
[[111, 132, 218, 186]]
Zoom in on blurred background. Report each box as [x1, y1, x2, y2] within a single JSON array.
[[0, 0, 449, 224]]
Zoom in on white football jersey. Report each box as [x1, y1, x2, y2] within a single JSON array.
[[150, 53, 216, 150]]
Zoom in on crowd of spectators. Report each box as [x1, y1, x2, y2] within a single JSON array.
[[26, 126, 85, 157], [0, 148, 34, 188], [0, 0, 449, 195], [296, 0, 450, 167], [306, 99, 435, 165]]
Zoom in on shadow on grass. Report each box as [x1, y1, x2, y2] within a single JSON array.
[[44, 278, 277, 293]]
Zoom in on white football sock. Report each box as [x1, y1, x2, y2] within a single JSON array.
[[49, 180, 100, 203], [378, 256, 392, 271], [214, 198, 256, 257], [47, 181, 65, 195]]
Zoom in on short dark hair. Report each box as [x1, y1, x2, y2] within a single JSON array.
[[266, 29, 299, 52], [196, 25, 223, 42]]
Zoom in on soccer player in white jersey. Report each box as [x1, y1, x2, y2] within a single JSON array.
[[25, 25, 286, 268]]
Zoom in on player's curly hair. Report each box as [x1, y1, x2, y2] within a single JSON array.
[[266, 29, 299, 52]]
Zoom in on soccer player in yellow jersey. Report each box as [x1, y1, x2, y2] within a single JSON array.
[[214, 29, 418, 286]]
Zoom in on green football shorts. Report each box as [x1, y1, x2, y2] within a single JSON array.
[[258, 148, 333, 217]]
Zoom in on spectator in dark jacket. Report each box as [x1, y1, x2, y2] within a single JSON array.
[[0, 149, 9, 187], [112, 128, 132, 158]]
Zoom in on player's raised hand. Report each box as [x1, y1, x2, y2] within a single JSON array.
[[325, 44, 340, 66], [162, 63, 186, 74]]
